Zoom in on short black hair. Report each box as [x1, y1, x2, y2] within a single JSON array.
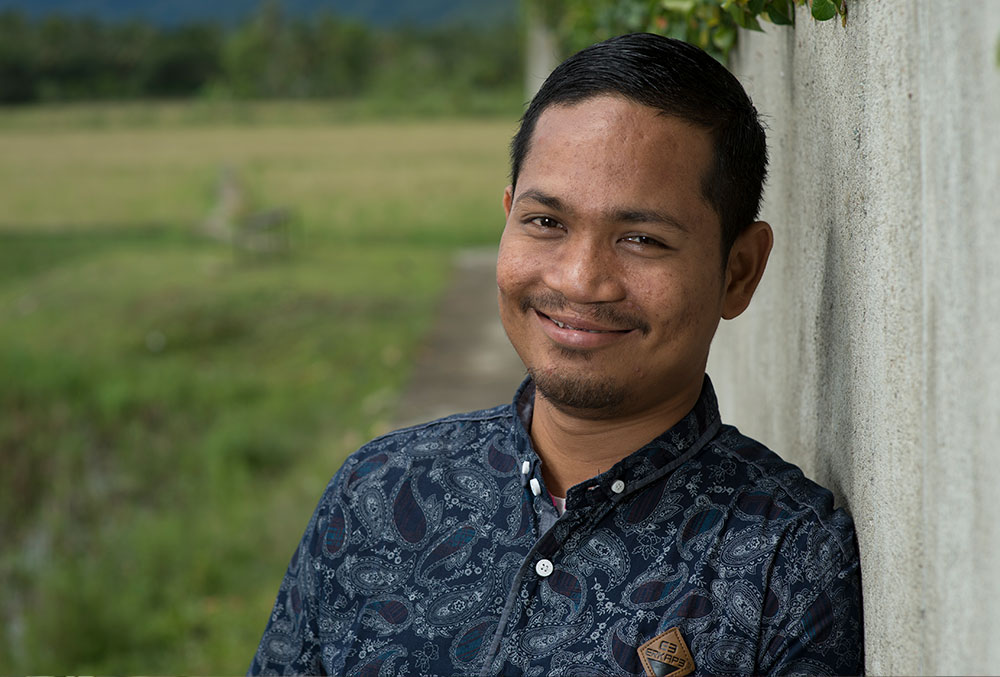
[[510, 32, 767, 257]]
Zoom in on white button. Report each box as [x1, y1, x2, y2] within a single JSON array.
[[611, 479, 626, 494], [535, 559, 554, 577], [529, 477, 542, 496], [521, 460, 530, 475]]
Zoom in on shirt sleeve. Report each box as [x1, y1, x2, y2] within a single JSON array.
[[248, 477, 340, 676], [761, 530, 865, 676]]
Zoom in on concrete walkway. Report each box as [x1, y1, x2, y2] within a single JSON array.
[[392, 248, 525, 428]]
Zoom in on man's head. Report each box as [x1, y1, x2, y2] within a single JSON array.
[[511, 32, 767, 259], [497, 33, 773, 421]]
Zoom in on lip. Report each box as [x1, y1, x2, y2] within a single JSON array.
[[533, 309, 634, 349]]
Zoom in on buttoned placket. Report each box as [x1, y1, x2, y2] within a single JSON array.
[[478, 411, 723, 676], [479, 455, 625, 677]]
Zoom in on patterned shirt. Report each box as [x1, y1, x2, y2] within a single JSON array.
[[250, 376, 863, 676]]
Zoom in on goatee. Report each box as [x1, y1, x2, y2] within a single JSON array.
[[528, 366, 629, 419]]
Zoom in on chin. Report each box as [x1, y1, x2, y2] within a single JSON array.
[[528, 367, 631, 419]]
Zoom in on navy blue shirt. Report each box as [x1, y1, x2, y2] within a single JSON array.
[[250, 376, 863, 675]]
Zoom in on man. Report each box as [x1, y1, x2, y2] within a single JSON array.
[[250, 33, 863, 676]]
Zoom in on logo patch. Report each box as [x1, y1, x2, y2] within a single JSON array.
[[637, 627, 694, 677]]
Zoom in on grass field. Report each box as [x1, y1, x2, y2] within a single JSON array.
[[0, 101, 517, 673]]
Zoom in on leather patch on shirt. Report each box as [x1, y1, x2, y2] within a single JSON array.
[[638, 627, 694, 677]]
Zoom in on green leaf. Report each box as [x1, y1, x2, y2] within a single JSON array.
[[765, 0, 794, 24], [748, 0, 766, 13], [764, 8, 793, 25], [661, 0, 697, 13], [664, 20, 688, 40], [712, 24, 737, 50], [811, 0, 837, 21], [726, 3, 757, 28], [725, 3, 744, 24], [745, 14, 764, 30]]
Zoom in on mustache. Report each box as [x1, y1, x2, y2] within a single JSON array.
[[519, 290, 651, 335]]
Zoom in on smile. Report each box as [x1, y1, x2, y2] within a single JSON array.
[[549, 317, 619, 333], [533, 310, 634, 349], [537, 310, 631, 333]]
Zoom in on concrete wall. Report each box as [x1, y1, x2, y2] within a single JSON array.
[[707, 2, 1000, 673], [524, 7, 560, 102]]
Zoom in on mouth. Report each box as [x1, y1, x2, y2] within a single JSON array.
[[535, 310, 632, 334]]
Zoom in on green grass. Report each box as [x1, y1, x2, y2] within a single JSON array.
[[0, 90, 526, 131], [0, 100, 516, 673]]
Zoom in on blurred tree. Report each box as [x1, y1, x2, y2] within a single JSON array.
[[104, 21, 156, 98], [143, 23, 223, 97], [221, 0, 318, 98], [0, 10, 37, 102], [35, 14, 105, 100], [0, 0, 522, 104], [302, 14, 374, 96], [220, 0, 287, 97]]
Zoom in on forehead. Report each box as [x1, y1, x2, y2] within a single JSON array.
[[516, 96, 717, 231]]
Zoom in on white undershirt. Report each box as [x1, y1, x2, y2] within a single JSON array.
[[552, 495, 566, 515]]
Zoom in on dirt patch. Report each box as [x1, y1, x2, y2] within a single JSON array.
[[393, 248, 525, 427]]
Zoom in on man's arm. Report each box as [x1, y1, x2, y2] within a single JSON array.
[[248, 480, 336, 676], [761, 531, 864, 675]]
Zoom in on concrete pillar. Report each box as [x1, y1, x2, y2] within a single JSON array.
[[524, 8, 560, 102], [707, 2, 1000, 673]]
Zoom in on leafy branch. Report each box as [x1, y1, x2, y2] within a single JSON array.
[[534, 0, 848, 60]]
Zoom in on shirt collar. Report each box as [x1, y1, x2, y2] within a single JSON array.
[[509, 375, 722, 509]]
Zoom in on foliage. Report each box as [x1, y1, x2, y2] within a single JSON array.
[[0, 1, 522, 104], [219, 0, 375, 98], [0, 11, 224, 102], [534, 0, 847, 60], [0, 108, 513, 672]]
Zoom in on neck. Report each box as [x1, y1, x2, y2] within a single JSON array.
[[529, 380, 703, 498]]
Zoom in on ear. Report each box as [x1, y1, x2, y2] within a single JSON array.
[[502, 185, 513, 219], [721, 221, 773, 320]]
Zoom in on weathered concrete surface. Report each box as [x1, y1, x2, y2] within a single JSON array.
[[708, 3, 1000, 673], [393, 248, 525, 428], [525, 10, 560, 102]]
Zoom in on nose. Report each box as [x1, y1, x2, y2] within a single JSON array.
[[541, 235, 626, 304]]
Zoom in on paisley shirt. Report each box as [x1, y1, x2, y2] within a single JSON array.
[[250, 376, 863, 676]]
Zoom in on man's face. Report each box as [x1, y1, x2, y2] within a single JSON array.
[[497, 95, 729, 419]]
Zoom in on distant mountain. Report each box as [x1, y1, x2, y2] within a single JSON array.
[[0, 0, 517, 27]]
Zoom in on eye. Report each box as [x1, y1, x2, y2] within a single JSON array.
[[621, 234, 667, 249], [529, 216, 562, 230]]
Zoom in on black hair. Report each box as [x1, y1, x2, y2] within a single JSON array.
[[510, 32, 767, 257]]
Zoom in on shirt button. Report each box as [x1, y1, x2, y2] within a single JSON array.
[[521, 460, 530, 475], [611, 479, 626, 494], [535, 559, 554, 577], [529, 477, 542, 496]]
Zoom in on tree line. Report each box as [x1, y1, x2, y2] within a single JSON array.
[[0, 1, 522, 104]]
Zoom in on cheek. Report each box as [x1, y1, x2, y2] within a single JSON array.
[[496, 245, 526, 324], [639, 270, 720, 334], [495, 254, 518, 303], [496, 230, 535, 297]]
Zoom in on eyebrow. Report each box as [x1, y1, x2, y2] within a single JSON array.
[[513, 189, 690, 234], [514, 189, 567, 213], [613, 208, 690, 234]]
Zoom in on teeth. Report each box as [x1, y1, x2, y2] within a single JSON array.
[[552, 318, 611, 333]]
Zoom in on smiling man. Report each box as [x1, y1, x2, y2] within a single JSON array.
[[250, 34, 863, 676]]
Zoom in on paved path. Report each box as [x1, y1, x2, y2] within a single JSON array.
[[393, 248, 525, 428]]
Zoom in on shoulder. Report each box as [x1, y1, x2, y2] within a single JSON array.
[[703, 424, 857, 561], [347, 403, 514, 467], [318, 404, 516, 501], [364, 403, 513, 454], [694, 426, 863, 671]]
